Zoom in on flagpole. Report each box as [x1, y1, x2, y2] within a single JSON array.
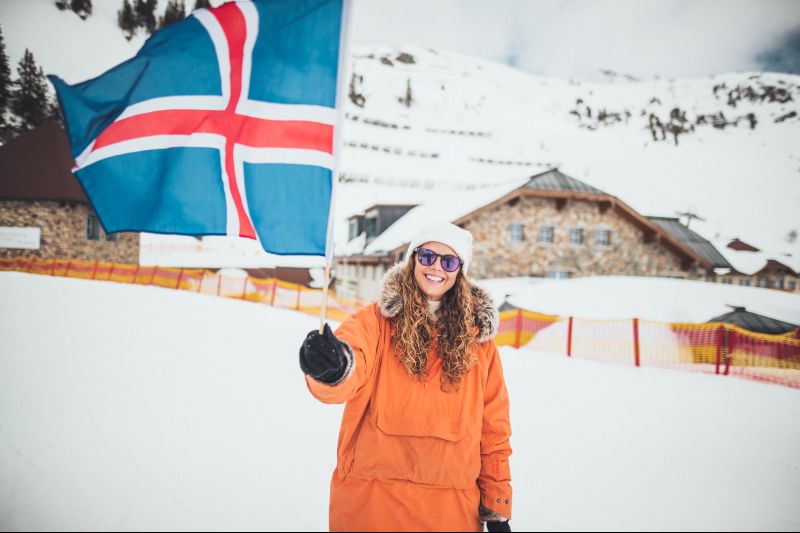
[[320, 0, 353, 334]]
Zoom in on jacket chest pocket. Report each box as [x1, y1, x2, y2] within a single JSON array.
[[349, 356, 483, 488]]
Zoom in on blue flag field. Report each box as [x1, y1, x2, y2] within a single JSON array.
[[49, 0, 346, 256]]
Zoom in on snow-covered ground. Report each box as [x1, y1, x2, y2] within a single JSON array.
[[1, 272, 799, 531]]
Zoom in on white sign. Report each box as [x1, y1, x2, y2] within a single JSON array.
[[0, 227, 41, 250]]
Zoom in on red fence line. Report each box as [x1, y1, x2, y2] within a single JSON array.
[[497, 308, 800, 389], [0, 257, 367, 323]]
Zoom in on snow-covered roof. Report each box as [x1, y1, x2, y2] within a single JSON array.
[[140, 234, 326, 269], [358, 177, 530, 255], [714, 240, 800, 276]]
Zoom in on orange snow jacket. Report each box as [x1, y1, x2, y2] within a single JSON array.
[[306, 264, 513, 532]]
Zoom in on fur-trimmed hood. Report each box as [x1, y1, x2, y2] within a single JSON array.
[[377, 262, 499, 343]]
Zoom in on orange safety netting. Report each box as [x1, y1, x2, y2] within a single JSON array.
[[0, 257, 366, 323], [496, 308, 800, 389], [5, 258, 798, 389]]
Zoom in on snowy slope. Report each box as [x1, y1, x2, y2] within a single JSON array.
[[1, 1, 798, 267], [1, 272, 800, 531]]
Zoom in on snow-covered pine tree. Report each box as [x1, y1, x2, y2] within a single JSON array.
[[70, 0, 93, 19], [118, 0, 137, 40], [193, 0, 211, 10], [0, 25, 11, 141], [134, 0, 158, 35], [10, 49, 53, 133], [159, 0, 186, 29]]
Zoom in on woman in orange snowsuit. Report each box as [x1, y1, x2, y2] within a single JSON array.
[[300, 222, 512, 532]]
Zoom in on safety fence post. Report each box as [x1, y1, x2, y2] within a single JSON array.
[[724, 328, 734, 376], [216, 272, 223, 296], [567, 316, 573, 357], [108, 263, 115, 281], [715, 325, 723, 375], [64, 260, 72, 278], [50, 258, 56, 276], [175, 268, 184, 290], [269, 279, 277, 306], [295, 284, 302, 310], [633, 318, 641, 367], [240, 276, 248, 300]]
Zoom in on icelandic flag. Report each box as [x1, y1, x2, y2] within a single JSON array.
[[49, 0, 347, 256]]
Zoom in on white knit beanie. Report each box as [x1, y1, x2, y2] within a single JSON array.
[[404, 222, 474, 275]]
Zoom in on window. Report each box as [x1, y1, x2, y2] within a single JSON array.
[[547, 270, 571, 279], [596, 229, 611, 246], [87, 214, 100, 240], [721, 278, 732, 284], [508, 224, 524, 243], [105, 232, 117, 242], [757, 278, 768, 288], [348, 219, 359, 241], [365, 216, 378, 239], [569, 228, 584, 245], [738, 279, 751, 286], [789, 280, 797, 290], [540, 226, 554, 244], [774, 279, 785, 289]]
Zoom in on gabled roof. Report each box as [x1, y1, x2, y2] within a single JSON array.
[[0, 122, 87, 203], [648, 217, 732, 269], [523, 168, 606, 195], [727, 238, 760, 252], [709, 306, 799, 335]]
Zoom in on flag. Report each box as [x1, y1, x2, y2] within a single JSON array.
[[49, 0, 347, 256]]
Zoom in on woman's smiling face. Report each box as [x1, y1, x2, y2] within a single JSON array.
[[413, 241, 460, 301]]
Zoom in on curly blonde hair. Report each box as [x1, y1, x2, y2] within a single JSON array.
[[390, 258, 478, 390]]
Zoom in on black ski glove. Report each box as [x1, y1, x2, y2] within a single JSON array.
[[299, 323, 353, 385], [487, 520, 511, 532]]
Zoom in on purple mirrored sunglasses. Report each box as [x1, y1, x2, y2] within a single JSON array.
[[414, 247, 463, 273]]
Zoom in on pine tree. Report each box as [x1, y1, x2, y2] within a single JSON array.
[[134, 0, 157, 35], [159, 0, 186, 29], [117, 0, 137, 40], [192, 0, 211, 11], [0, 25, 11, 140], [10, 49, 52, 132], [70, 0, 93, 19]]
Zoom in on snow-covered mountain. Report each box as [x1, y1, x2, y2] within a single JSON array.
[[3, 0, 799, 267]]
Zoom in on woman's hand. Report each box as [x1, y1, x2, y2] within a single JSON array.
[[299, 323, 354, 385]]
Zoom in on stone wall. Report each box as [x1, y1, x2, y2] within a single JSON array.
[[463, 196, 693, 279], [0, 200, 139, 264]]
